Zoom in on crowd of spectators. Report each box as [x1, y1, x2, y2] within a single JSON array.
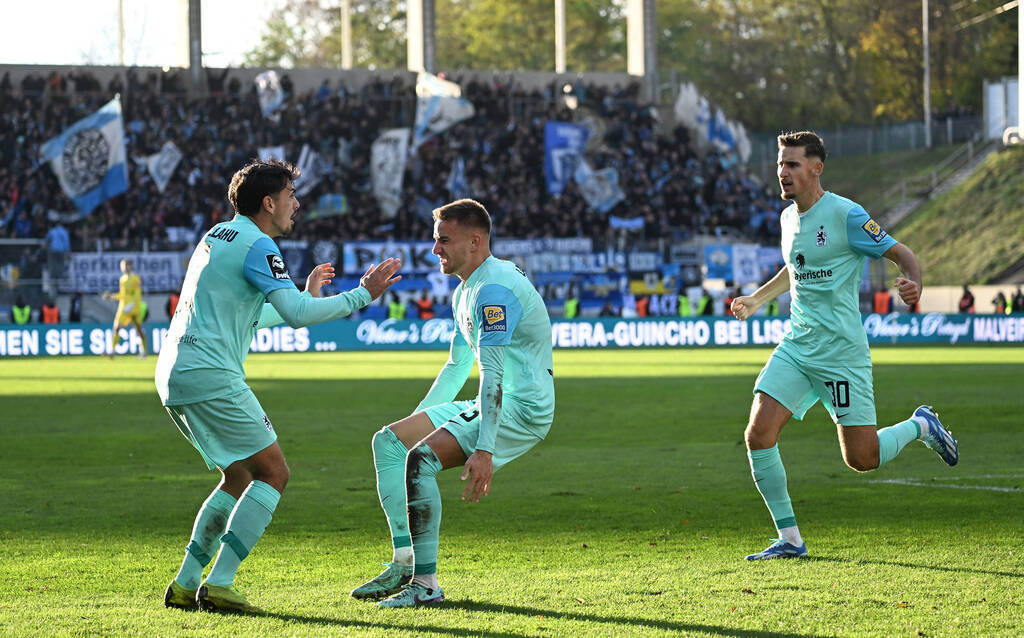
[[0, 67, 782, 253]]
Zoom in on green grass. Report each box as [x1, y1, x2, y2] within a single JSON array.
[[822, 143, 966, 208], [892, 146, 1024, 284], [3, 347, 1024, 637]]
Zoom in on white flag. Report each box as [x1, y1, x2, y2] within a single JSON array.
[[254, 70, 285, 122], [146, 141, 182, 193], [371, 128, 410, 218], [413, 72, 475, 148], [293, 144, 326, 198]]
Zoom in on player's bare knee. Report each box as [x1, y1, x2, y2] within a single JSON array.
[[744, 424, 774, 450], [843, 451, 878, 472]]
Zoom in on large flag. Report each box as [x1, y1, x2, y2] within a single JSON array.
[[674, 81, 751, 162], [41, 96, 128, 214], [544, 121, 590, 195], [293, 144, 328, 198], [258, 145, 286, 162], [445, 156, 470, 200], [146, 141, 182, 193], [371, 128, 410, 218], [573, 160, 625, 214], [412, 72, 475, 149], [254, 70, 285, 122]]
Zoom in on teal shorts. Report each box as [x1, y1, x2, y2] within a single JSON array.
[[165, 388, 278, 470], [423, 399, 550, 471], [754, 348, 877, 426]]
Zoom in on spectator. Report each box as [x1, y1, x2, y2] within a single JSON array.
[[387, 292, 406, 320], [414, 290, 434, 319], [44, 220, 71, 282], [992, 291, 1008, 314], [677, 289, 691, 317], [697, 288, 714, 315], [599, 300, 618, 317], [167, 289, 181, 319], [957, 285, 975, 313], [563, 286, 580, 319], [11, 296, 30, 324], [635, 295, 649, 317], [41, 297, 59, 323], [873, 288, 893, 314], [69, 292, 82, 322], [1011, 286, 1024, 314], [724, 285, 741, 317]]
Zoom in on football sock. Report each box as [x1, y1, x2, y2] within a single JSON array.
[[174, 488, 237, 589], [877, 418, 921, 467], [412, 573, 439, 590], [406, 443, 443, 577], [372, 427, 413, 565], [748, 445, 797, 532], [777, 525, 803, 547], [205, 480, 281, 587]]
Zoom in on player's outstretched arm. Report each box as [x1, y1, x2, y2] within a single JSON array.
[[359, 258, 403, 300], [305, 262, 335, 298], [732, 266, 790, 320], [884, 244, 922, 306], [415, 334, 474, 413]]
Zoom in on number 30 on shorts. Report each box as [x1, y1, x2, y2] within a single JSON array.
[[824, 380, 850, 408]]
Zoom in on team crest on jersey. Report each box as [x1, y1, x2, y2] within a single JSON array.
[[481, 305, 507, 332], [816, 226, 828, 247], [861, 219, 887, 243], [265, 254, 291, 280]]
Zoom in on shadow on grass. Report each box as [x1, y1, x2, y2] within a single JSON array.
[[258, 602, 825, 638], [804, 555, 1023, 579]]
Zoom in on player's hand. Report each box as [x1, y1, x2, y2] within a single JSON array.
[[101, 291, 114, 301], [305, 262, 334, 297], [894, 277, 921, 306], [731, 295, 759, 321], [460, 450, 493, 503], [360, 258, 403, 300]]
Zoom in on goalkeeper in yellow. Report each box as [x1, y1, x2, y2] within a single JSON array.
[[103, 259, 148, 358]]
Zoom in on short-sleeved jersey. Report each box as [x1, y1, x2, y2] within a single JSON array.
[[118, 272, 142, 307], [155, 214, 295, 405], [451, 256, 555, 426], [775, 192, 897, 366]]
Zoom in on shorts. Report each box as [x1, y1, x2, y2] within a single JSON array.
[[753, 348, 877, 426], [164, 388, 278, 470], [423, 399, 550, 471], [115, 303, 142, 326]]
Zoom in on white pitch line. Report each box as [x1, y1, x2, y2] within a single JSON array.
[[869, 478, 1024, 493]]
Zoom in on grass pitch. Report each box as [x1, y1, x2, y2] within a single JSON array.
[[2, 346, 1023, 637]]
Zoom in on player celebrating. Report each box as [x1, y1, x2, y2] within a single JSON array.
[[156, 159, 401, 613], [731, 131, 959, 560], [102, 259, 147, 358], [351, 199, 555, 607]]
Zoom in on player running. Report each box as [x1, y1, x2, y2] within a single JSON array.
[[156, 159, 401, 613], [731, 131, 959, 561], [102, 259, 147, 358], [351, 199, 555, 607]]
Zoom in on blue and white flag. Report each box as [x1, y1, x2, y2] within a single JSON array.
[[674, 81, 751, 162], [293, 144, 328, 198], [413, 72, 475, 149], [371, 128, 410, 218], [146, 141, 182, 193], [573, 159, 625, 214], [41, 97, 128, 214], [258, 145, 286, 162], [544, 121, 590, 195], [445, 156, 470, 200], [255, 70, 285, 122]]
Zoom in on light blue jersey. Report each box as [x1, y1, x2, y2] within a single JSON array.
[[156, 214, 296, 406], [776, 192, 897, 366], [452, 256, 555, 431]]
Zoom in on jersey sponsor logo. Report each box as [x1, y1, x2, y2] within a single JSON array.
[[815, 226, 827, 247], [481, 304, 507, 332], [208, 226, 239, 242], [794, 253, 805, 269], [861, 218, 887, 243], [793, 267, 834, 282], [265, 254, 291, 280]]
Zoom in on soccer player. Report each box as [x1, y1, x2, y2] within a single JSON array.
[[730, 131, 959, 561], [102, 259, 147, 358], [156, 159, 401, 612], [351, 199, 555, 607]]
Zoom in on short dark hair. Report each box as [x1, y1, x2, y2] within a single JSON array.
[[777, 131, 828, 162], [432, 198, 491, 236], [227, 159, 300, 216]]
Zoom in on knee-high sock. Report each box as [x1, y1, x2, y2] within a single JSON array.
[[877, 418, 921, 467], [748, 444, 796, 531], [373, 428, 412, 556], [406, 443, 443, 576], [174, 488, 237, 589], [205, 480, 281, 586]]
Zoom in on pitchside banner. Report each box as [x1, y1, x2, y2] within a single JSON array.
[[62, 251, 188, 293], [3, 314, 1022, 357]]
